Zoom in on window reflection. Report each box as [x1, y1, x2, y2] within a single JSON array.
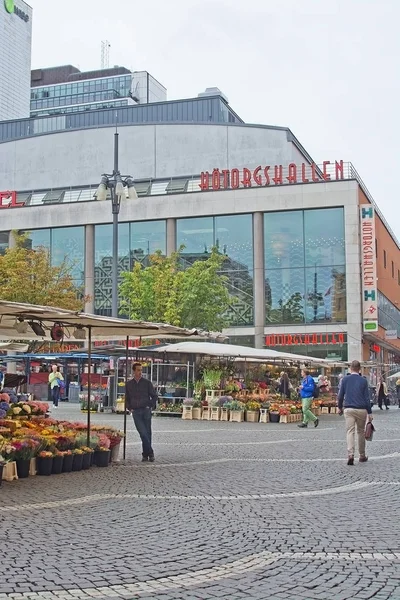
[[51, 227, 84, 284], [264, 211, 304, 269], [304, 208, 345, 267], [305, 266, 346, 323], [24, 229, 51, 249], [177, 215, 254, 326], [0, 232, 8, 256], [266, 268, 305, 324]]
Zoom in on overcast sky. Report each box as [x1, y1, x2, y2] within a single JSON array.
[[29, 0, 399, 238]]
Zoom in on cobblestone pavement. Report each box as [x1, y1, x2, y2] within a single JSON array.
[[1, 405, 400, 600]]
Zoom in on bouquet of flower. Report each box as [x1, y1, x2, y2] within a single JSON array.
[[10, 438, 39, 460], [8, 402, 34, 418], [246, 401, 261, 411], [202, 368, 222, 390], [38, 451, 53, 459], [0, 401, 10, 419], [225, 400, 246, 411]]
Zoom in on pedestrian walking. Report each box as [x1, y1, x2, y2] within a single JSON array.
[[396, 378, 400, 409], [297, 369, 319, 428], [377, 377, 389, 410], [337, 360, 373, 465], [126, 362, 158, 462], [48, 364, 63, 408]]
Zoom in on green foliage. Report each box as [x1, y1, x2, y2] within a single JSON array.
[[0, 231, 86, 310], [120, 246, 232, 331]]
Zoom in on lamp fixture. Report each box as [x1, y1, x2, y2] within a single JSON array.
[[125, 177, 138, 200], [95, 175, 108, 201], [29, 321, 46, 337], [73, 326, 86, 340], [115, 173, 125, 197], [14, 319, 28, 334]]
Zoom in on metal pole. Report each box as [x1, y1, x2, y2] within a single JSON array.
[[123, 335, 129, 460], [86, 327, 92, 447], [111, 131, 119, 318]]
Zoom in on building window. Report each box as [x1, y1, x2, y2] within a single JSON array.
[[264, 208, 346, 325], [392, 261, 395, 278], [95, 221, 166, 316], [375, 239, 378, 257], [384, 250, 387, 268], [177, 215, 254, 326]]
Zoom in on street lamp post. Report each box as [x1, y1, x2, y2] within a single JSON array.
[[96, 132, 137, 317]]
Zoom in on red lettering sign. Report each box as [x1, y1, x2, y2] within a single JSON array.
[[265, 333, 347, 347], [199, 161, 344, 191], [0, 191, 25, 209]]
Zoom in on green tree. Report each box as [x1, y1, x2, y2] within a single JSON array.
[[120, 246, 232, 330], [0, 232, 86, 310]]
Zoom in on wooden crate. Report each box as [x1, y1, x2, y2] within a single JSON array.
[[280, 414, 289, 424], [205, 390, 224, 403], [321, 407, 329, 414], [182, 406, 193, 420], [230, 410, 244, 423], [245, 411, 259, 423], [330, 407, 338, 414], [3, 461, 18, 481], [192, 407, 202, 420]]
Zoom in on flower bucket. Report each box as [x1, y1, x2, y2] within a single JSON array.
[[94, 450, 110, 467], [269, 412, 280, 423], [16, 459, 31, 479], [72, 454, 84, 472], [111, 443, 120, 462], [52, 455, 63, 475], [0, 462, 4, 486], [62, 454, 73, 473], [82, 452, 91, 470], [29, 458, 37, 476], [37, 457, 53, 476]]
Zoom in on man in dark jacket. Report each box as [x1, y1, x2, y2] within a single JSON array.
[[338, 360, 373, 465], [126, 362, 158, 462]]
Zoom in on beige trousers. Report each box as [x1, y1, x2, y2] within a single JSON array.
[[344, 408, 367, 457]]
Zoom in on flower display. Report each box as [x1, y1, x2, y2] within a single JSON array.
[[38, 451, 53, 458], [246, 401, 261, 411]]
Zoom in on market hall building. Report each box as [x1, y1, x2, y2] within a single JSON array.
[[0, 102, 399, 369]]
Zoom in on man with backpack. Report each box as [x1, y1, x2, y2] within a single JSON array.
[[297, 368, 319, 428]]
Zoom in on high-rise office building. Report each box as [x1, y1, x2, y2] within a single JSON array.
[[0, 0, 32, 121]]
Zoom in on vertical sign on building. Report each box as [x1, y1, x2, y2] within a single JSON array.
[[360, 205, 378, 333]]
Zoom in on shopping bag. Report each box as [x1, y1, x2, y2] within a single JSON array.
[[365, 421, 375, 441]]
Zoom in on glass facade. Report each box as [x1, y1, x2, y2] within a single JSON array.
[[378, 292, 400, 338], [177, 215, 254, 326], [23, 227, 85, 287], [31, 75, 132, 110], [1, 97, 243, 143], [264, 208, 346, 324], [94, 221, 166, 315], [0, 232, 8, 256], [32, 99, 129, 117]]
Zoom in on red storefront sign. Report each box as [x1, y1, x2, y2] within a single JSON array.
[[200, 160, 344, 191], [265, 333, 346, 347], [0, 191, 25, 209]]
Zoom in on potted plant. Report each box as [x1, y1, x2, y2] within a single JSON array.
[[61, 450, 73, 472], [182, 398, 195, 420], [11, 438, 39, 479], [203, 369, 223, 405], [72, 448, 84, 471], [245, 400, 261, 423], [37, 451, 53, 476], [279, 406, 290, 424], [81, 446, 93, 470], [51, 450, 64, 474], [227, 400, 246, 422], [94, 447, 111, 467], [269, 403, 280, 423]]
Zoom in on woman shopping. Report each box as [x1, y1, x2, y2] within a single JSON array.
[[49, 364, 64, 409]]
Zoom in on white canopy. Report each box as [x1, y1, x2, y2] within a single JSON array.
[[0, 301, 214, 342], [152, 341, 329, 365], [0, 342, 29, 352]]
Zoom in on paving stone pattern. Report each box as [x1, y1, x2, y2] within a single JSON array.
[[1, 405, 400, 599]]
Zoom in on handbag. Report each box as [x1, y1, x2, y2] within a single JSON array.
[[56, 378, 66, 389], [365, 421, 375, 441]]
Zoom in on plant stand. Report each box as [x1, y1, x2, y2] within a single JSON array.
[[245, 411, 259, 423], [229, 410, 244, 423], [330, 407, 338, 414], [192, 407, 202, 420], [182, 406, 193, 420], [280, 414, 289, 424], [210, 407, 221, 421], [3, 461, 18, 481], [313, 407, 321, 416], [259, 409, 270, 423], [205, 390, 224, 404], [201, 407, 211, 420], [321, 407, 329, 414], [220, 407, 229, 421]]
